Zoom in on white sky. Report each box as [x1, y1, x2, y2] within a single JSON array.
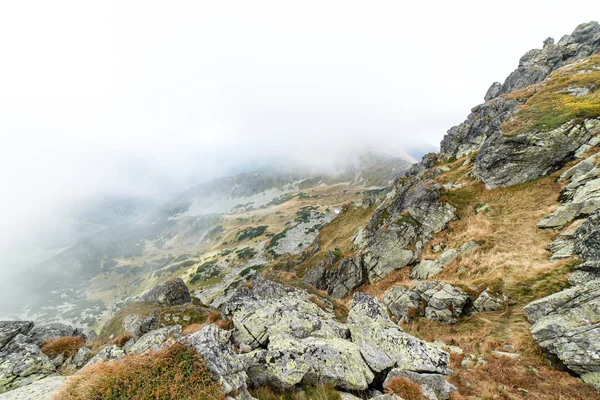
[[0, 0, 598, 258]]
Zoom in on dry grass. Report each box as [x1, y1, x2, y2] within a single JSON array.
[[385, 376, 425, 400], [97, 302, 157, 343], [111, 334, 133, 348], [182, 323, 203, 335], [207, 310, 221, 324], [216, 318, 234, 330], [40, 336, 85, 359], [54, 343, 224, 400], [308, 295, 328, 312]]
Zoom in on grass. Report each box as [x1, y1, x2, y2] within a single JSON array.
[[502, 53, 600, 136], [111, 334, 133, 348], [40, 336, 85, 359], [98, 302, 157, 343], [54, 343, 224, 400], [385, 376, 425, 400], [251, 384, 340, 400]]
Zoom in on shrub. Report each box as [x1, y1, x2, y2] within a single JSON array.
[[40, 336, 85, 359], [54, 343, 223, 400], [385, 376, 425, 400]]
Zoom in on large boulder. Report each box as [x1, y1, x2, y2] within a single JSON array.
[[347, 293, 450, 375], [242, 334, 374, 391], [0, 376, 66, 400], [183, 324, 250, 397], [85, 345, 125, 367], [303, 252, 365, 299], [0, 322, 33, 351], [123, 314, 157, 340], [125, 325, 181, 354], [26, 323, 84, 347], [141, 278, 191, 307]]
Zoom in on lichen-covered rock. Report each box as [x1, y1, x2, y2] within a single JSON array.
[[0, 322, 33, 351], [383, 282, 470, 324], [0, 376, 65, 400], [538, 177, 600, 229], [182, 324, 249, 397], [474, 119, 598, 189], [141, 278, 191, 306], [85, 345, 125, 367], [303, 253, 365, 299], [411, 249, 459, 280], [26, 323, 84, 347], [347, 293, 450, 374], [524, 280, 600, 390], [126, 325, 181, 354], [383, 369, 456, 400], [471, 289, 507, 313], [242, 334, 374, 391], [0, 334, 55, 393], [123, 314, 157, 340], [70, 346, 91, 369]]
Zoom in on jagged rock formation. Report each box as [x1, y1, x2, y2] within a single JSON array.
[[303, 250, 365, 299], [141, 278, 191, 306]]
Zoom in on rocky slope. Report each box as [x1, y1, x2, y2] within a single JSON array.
[[1, 21, 600, 400]]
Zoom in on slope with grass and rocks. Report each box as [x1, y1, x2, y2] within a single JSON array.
[[2, 21, 600, 400]]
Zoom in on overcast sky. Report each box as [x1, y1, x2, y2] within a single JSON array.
[[0, 1, 598, 262]]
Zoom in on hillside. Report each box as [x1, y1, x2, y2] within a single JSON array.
[[1, 21, 600, 400]]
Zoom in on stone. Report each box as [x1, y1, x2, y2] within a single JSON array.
[[85, 345, 125, 367], [0, 334, 55, 393], [70, 346, 91, 369], [182, 324, 249, 396], [141, 278, 191, 306], [123, 314, 157, 340], [347, 293, 450, 374], [0, 322, 33, 351], [383, 369, 456, 400], [126, 325, 181, 354], [26, 323, 84, 347], [303, 254, 365, 299], [411, 249, 458, 280], [0, 376, 66, 400], [242, 334, 374, 391], [459, 241, 480, 254], [471, 289, 507, 313]]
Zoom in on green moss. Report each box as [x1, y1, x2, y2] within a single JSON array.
[[237, 225, 268, 241]]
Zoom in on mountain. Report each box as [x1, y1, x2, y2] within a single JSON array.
[[2, 21, 600, 400]]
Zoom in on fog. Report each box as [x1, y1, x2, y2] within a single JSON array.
[[0, 0, 598, 278]]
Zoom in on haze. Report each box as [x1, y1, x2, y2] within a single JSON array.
[[0, 0, 598, 279]]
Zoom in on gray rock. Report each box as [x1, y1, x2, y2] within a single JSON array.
[[303, 253, 365, 299], [411, 249, 459, 280], [0, 322, 33, 351], [141, 278, 191, 306], [471, 289, 507, 313], [0, 334, 55, 393], [70, 346, 91, 369], [85, 345, 125, 367], [459, 241, 480, 254], [183, 324, 249, 396], [484, 82, 502, 101], [26, 323, 84, 347], [347, 293, 450, 375], [383, 369, 456, 400], [126, 325, 181, 354], [123, 313, 157, 340], [0, 376, 66, 400]]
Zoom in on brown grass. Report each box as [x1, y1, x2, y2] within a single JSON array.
[[216, 318, 234, 330], [97, 302, 157, 343], [54, 343, 224, 400], [385, 376, 425, 400], [207, 311, 221, 324], [111, 334, 133, 348], [308, 295, 328, 312], [182, 323, 203, 335], [40, 336, 85, 359], [251, 384, 340, 400]]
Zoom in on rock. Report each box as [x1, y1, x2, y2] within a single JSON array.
[[266, 211, 335, 257], [459, 241, 480, 254], [524, 279, 600, 389], [70, 346, 91, 369], [474, 120, 599, 189], [0, 376, 66, 400], [303, 254, 365, 299], [383, 369, 456, 400], [222, 277, 347, 349], [471, 289, 507, 313], [0, 334, 55, 393], [242, 334, 374, 391], [347, 293, 450, 375], [123, 314, 157, 340], [411, 249, 458, 280], [26, 323, 84, 347], [492, 351, 520, 359], [538, 178, 600, 229], [384, 282, 470, 324], [484, 82, 502, 101], [126, 325, 181, 354], [85, 345, 125, 367], [141, 278, 191, 306], [0, 322, 33, 351], [183, 324, 249, 396]]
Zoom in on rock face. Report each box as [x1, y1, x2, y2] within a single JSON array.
[[141, 278, 191, 306], [0, 334, 55, 393], [26, 323, 85, 347], [123, 314, 157, 339], [0, 376, 66, 400], [348, 293, 450, 374], [0, 322, 33, 351], [125, 325, 181, 354], [440, 21, 600, 188], [303, 251, 365, 299], [383, 282, 470, 324], [525, 211, 600, 390]]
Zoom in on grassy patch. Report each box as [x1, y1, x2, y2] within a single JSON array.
[[251, 384, 340, 400], [98, 302, 157, 343], [502, 53, 600, 136], [40, 336, 85, 359], [385, 376, 425, 400], [54, 343, 224, 400]]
